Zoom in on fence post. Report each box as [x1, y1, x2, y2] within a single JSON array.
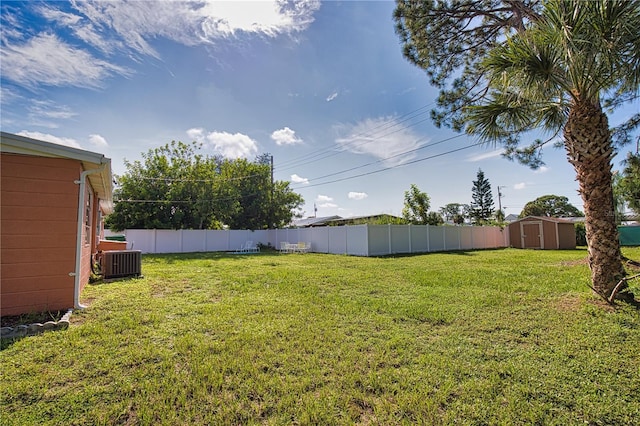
[[442, 226, 446, 251]]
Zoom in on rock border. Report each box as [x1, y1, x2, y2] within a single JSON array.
[[0, 309, 73, 339]]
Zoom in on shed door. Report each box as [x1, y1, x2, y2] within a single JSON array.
[[521, 222, 543, 249]]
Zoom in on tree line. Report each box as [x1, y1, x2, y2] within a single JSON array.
[[403, 169, 505, 226], [105, 141, 304, 231], [403, 156, 640, 226]]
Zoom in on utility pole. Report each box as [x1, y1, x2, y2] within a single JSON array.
[[270, 155, 274, 189], [497, 185, 506, 213]]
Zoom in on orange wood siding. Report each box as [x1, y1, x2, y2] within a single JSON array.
[[508, 223, 523, 248], [541, 220, 558, 249], [1, 153, 81, 315]]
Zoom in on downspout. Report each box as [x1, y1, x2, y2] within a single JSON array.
[[72, 164, 107, 309]]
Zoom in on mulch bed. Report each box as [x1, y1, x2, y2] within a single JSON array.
[[1, 310, 67, 328]]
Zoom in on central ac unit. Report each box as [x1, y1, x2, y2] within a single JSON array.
[[102, 250, 142, 279]]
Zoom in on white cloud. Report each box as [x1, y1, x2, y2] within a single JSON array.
[[205, 131, 258, 159], [28, 100, 77, 120], [291, 174, 309, 184], [73, 23, 123, 55], [534, 166, 550, 174], [0, 86, 22, 105], [17, 131, 82, 149], [271, 127, 302, 145], [199, 1, 321, 38], [466, 149, 504, 162], [326, 92, 338, 102], [514, 182, 527, 190], [1, 1, 321, 89], [88, 134, 108, 148], [68, 0, 320, 57], [335, 116, 426, 167], [316, 195, 333, 202], [0, 33, 130, 88], [36, 5, 82, 26], [348, 191, 368, 200], [187, 127, 205, 142]]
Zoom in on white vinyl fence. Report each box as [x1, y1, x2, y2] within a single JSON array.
[[107, 225, 509, 256]]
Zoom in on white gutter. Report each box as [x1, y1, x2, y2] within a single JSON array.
[[72, 164, 107, 309]]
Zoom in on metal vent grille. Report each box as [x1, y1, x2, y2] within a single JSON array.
[[102, 250, 142, 279]]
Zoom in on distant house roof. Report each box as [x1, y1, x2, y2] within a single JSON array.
[[557, 216, 585, 223], [513, 215, 576, 224], [505, 214, 519, 223], [0, 131, 114, 212], [508, 215, 585, 224], [292, 215, 342, 227], [327, 214, 404, 226], [293, 214, 405, 228]]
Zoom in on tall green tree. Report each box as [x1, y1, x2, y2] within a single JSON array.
[[470, 169, 494, 224], [402, 184, 432, 224], [106, 142, 304, 231], [439, 203, 469, 224], [395, 0, 640, 300], [216, 156, 303, 230], [520, 195, 584, 218], [106, 141, 221, 231], [439, 203, 461, 221]]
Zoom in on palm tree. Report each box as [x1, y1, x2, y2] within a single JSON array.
[[465, 0, 640, 300]]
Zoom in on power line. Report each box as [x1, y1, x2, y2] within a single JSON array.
[[292, 140, 483, 190], [275, 103, 435, 171], [276, 115, 435, 173], [298, 133, 466, 184], [114, 190, 265, 204], [127, 172, 266, 183]]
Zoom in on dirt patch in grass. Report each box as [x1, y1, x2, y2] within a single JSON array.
[[554, 294, 583, 312], [555, 293, 622, 312], [560, 257, 589, 267]]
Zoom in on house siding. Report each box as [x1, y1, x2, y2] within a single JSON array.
[[1, 154, 83, 315]]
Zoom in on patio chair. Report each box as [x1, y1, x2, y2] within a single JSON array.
[[297, 242, 310, 253], [280, 242, 291, 253], [232, 240, 256, 254], [245, 240, 259, 253]]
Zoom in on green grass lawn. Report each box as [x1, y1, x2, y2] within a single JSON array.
[[2, 248, 639, 425]]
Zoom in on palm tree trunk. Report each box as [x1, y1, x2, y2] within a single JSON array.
[[564, 101, 626, 299]]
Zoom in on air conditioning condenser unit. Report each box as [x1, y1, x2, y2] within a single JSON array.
[[102, 250, 142, 279]]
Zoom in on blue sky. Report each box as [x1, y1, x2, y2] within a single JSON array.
[[2, 1, 638, 219]]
